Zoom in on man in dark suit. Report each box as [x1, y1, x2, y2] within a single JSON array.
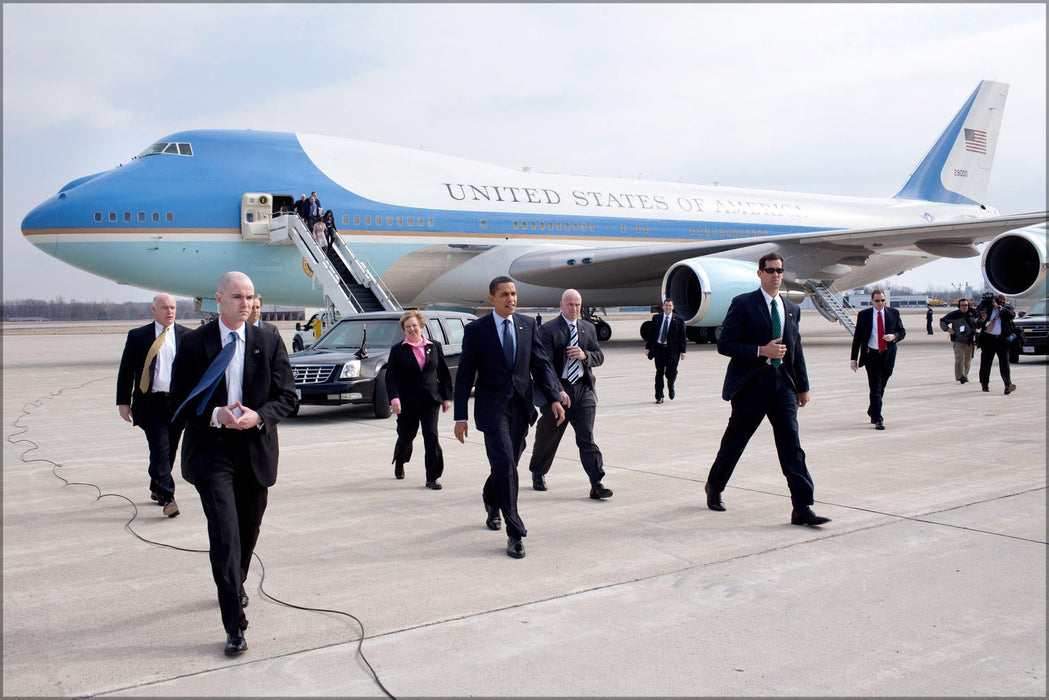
[[975, 293, 1017, 395], [116, 293, 190, 518], [169, 271, 297, 656], [850, 289, 906, 430], [644, 298, 687, 403], [704, 253, 830, 527], [454, 276, 565, 559], [249, 295, 280, 336], [304, 191, 322, 228], [528, 289, 613, 499]]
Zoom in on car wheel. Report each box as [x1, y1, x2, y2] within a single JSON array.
[[292, 336, 303, 352], [373, 368, 392, 419]]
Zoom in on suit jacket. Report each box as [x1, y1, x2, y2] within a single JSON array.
[[169, 320, 297, 488], [453, 313, 561, 432], [385, 340, 453, 408], [537, 315, 604, 390], [645, 312, 688, 356], [116, 321, 190, 424], [254, 320, 280, 335], [850, 306, 907, 373], [975, 302, 1015, 346], [717, 289, 808, 401]]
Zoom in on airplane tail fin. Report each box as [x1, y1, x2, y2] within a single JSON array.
[[893, 80, 1008, 206]]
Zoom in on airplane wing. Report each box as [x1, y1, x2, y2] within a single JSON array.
[[508, 211, 1048, 288]]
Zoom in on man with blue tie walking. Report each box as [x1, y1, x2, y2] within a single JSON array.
[[454, 276, 565, 559], [170, 271, 297, 656], [644, 298, 687, 403]]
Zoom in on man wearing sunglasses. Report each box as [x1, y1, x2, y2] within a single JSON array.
[[704, 252, 830, 527], [850, 289, 906, 430]]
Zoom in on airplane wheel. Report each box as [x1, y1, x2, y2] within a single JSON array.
[[595, 320, 612, 342], [686, 327, 703, 344], [640, 320, 651, 340]]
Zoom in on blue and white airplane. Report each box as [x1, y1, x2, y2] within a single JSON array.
[[21, 79, 1047, 340]]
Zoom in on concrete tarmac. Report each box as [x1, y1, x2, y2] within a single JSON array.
[[2, 312, 1045, 697]]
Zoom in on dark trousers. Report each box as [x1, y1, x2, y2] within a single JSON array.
[[978, 334, 1012, 386], [706, 366, 815, 508], [392, 401, 444, 482], [481, 397, 529, 539], [192, 433, 268, 635], [529, 380, 604, 485], [652, 345, 680, 399], [137, 392, 183, 503], [863, 350, 891, 423]]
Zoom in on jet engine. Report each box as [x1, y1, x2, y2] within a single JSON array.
[[982, 227, 1047, 301], [661, 257, 760, 326]]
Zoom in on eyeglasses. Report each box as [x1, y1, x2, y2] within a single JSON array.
[[762, 267, 785, 274], [872, 298, 887, 303]]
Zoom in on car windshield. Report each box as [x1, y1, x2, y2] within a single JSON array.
[[314, 320, 405, 349], [1023, 299, 1047, 316]]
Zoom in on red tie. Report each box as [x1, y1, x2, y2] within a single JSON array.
[[877, 311, 886, 351]]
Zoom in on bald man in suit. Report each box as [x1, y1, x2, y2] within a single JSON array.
[[170, 271, 297, 656]]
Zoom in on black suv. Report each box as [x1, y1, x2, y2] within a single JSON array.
[[1009, 298, 1048, 363], [289, 310, 476, 418]]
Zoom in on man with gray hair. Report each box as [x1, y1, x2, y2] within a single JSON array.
[[116, 292, 190, 517]]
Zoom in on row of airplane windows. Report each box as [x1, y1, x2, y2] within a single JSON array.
[[95, 211, 175, 223], [347, 214, 436, 228]]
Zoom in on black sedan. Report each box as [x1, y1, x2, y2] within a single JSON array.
[[289, 310, 476, 418]]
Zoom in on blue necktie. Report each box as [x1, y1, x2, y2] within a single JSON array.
[[502, 318, 515, 368], [175, 332, 238, 417], [565, 323, 582, 383]]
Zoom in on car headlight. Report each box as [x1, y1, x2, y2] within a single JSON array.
[[339, 360, 361, 379]]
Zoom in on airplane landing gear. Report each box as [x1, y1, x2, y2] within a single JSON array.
[[582, 306, 613, 342]]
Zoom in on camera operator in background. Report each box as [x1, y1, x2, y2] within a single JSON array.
[[939, 298, 979, 384], [975, 293, 1017, 395]]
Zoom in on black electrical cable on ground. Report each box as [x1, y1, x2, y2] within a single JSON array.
[[6, 378, 395, 699]]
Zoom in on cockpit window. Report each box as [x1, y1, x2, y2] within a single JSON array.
[[135, 142, 193, 158]]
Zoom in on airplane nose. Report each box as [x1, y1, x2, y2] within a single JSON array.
[[21, 197, 61, 256]]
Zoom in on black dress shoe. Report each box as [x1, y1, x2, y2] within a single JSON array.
[[394, 462, 405, 479], [791, 507, 831, 526], [425, 480, 442, 490], [485, 504, 502, 531], [875, 421, 885, 430], [239, 587, 249, 609], [959, 376, 968, 384], [705, 484, 725, 511], [1004, 383, 1016, 395], [224, 630, 247, 656], [589, 483, 613, 499], [532, 474, 547, 491], [668, 387, 675, 400], [506, 536, 525, 559], [981, 384, 990, 392], [655, 398, 663, 404]]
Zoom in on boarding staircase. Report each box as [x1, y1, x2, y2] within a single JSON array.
[[268, 214, 401, 317], [804, 280, 856, 334]]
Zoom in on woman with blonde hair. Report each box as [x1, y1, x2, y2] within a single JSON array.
[[385, 310, 452, 488]]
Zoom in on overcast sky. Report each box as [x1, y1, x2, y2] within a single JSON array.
[[3, 3, 1045, 304]]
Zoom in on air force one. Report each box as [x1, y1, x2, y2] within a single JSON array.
[[21, 79, 1048, 341]]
